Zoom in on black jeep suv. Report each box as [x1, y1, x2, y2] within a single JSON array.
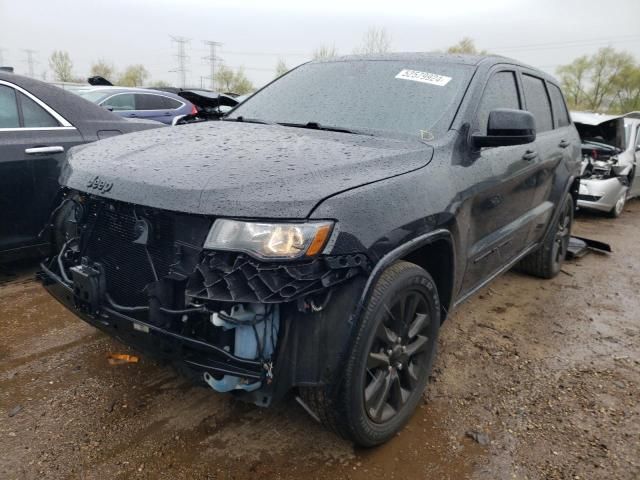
[[39, 53, 580, 446]]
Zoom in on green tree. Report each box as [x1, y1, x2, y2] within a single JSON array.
[[214, 64, 254, 94], [611, 64, 640, 113], [446, 38, 487, 55], [117, 65, 149, 87], [90, 59, 116, 81], [557, 47, 637, 112], [49, 50, 74, 82], [312, 45, 338, 60], [556, 55, 590, 109], [275, 58, 289, 77]]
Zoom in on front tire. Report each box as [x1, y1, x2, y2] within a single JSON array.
[[608, 191, 626, 218], [301, 261, 440, 447], [518, 194, 574, 279]]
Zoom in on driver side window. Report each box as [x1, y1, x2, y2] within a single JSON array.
[[477, 71, 521, 135]]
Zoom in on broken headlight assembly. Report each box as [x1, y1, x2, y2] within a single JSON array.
[[203, 219, 333, 260]]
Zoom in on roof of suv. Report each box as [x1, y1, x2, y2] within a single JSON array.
[[310, 52, 557, 84], [314, 52, 518, 66]]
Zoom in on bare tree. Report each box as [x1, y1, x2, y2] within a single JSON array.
[[275, 58, 289, 77], [149, 79, 171, 89], [90, 59, 116, 81], [446, 38, 487, 55], [355, 27, 392, 55], [312, 45, 338, 60], [49, 50, 74, 82]]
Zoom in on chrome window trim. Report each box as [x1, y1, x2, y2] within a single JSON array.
[[99, 91, 185, 112], [0, 126, 77, 132], [0, 79, 74, 128]]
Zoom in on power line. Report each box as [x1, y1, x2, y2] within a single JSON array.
[[487, 35, 640, 53], [219, 49, 309, 57], [23, 49, 37, 77], [169, 35, 190, 88], [203, 40, 222, 90]]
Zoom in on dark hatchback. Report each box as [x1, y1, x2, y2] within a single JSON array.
[[39, 54, 581, 446], [0, 72, 161, 262]]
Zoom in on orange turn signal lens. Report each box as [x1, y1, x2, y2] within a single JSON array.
[[305, 224, 332, 257]]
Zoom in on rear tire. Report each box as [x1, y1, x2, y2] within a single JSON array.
[[518, 194, 573, 279], [301, 261, 440, 447]]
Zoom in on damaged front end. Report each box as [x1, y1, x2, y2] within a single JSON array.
[[38, 192, 370, 406], [573, 113, 631, 214]]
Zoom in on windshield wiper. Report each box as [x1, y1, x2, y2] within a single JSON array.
[[222, 116, 275, 125], [278, 121, 373, 136]]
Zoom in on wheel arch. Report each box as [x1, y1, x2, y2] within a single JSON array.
[[354, 229, 456, 325]]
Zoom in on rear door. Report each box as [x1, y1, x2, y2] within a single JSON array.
[[134, 93, 184, 123], [0, 81, 84, 254], [520, 74, 571, 245], [100, 92, 136, 118], [460, 68, 539, 293]]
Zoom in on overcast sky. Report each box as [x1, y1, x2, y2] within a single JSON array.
[[1, 0, 640, 88]]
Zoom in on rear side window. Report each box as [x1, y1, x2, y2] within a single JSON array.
[[102, 93, 135, 111], [135, 94, 182, 110], [18, 92, 59, 128], [522, 74, 553, 132], [548, 83, 570, 127], [0, 85, 19, 128], [477, 71, 520, 135]]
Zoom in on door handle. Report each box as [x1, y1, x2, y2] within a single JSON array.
[[25, 146, 64, 155], [522, 149, 538, 161], [559, 139, 570, 149]]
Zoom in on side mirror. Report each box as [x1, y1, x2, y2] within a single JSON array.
[[472, 109, 536, 148]]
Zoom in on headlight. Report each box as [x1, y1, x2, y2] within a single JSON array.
[[203, 219, 333, 260]]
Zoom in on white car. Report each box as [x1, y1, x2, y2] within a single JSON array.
[[572, 112, 640, 217]]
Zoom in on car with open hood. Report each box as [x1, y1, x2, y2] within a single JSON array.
[[572, 111, 640, 217], [39, 53, 581, 446]]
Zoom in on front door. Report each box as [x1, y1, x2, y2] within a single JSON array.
[[459, 69, 539, 294], [0, 83, 83, 254]]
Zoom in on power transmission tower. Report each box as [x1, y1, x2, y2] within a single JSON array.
[[169, 35, 190, 88], [23, 49, 37, 77], [203, 40, 222, 90]]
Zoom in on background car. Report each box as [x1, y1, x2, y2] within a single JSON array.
[[0, 71, 163, 262], [572, 111, 640, 217], [77, 87, 196, 124]]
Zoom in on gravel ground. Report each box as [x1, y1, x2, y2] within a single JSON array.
[[1, 200, 638, 480]]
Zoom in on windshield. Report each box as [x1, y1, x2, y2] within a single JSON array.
[[77, 90, 112, 104], [228, 60, 475, 139]]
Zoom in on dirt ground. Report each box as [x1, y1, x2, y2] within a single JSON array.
[[1, 201, 639, 480]]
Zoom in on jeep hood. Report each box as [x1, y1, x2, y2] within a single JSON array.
[[62, 121, 433, 218]]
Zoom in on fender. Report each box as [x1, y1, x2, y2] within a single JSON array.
[[541, 174, 580, 241], [351, 228, 455, 326]]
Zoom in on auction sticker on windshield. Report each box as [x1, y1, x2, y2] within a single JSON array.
[[395, 69, 452, 86]]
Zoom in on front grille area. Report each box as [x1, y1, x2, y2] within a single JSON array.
[[84, 202, 178, 306], [186, 251, 369, 303], [578, 194, 602, 202]]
